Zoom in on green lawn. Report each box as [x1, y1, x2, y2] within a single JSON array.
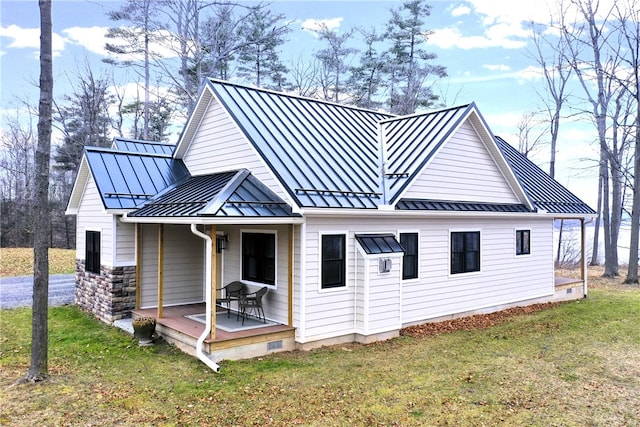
[[1, 285, 638, 426]]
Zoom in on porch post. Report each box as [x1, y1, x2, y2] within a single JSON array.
[[209, 225, 217, 340], [581, 218, 588, 296], [157, 223, 164, 318], [288, 224, 294, 326], [135, 223, 141, 309]]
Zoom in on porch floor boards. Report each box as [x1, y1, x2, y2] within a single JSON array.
[[554, 276, 583, 290], [132, 303, 294, 344]]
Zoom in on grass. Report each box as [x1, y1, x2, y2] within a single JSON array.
[[1, 270, 638, 426], [0, 248, 75, 277]]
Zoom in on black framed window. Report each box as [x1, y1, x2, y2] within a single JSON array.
[[400, 232, 418, 280], [516, 230, 531, 255], [321, 234, 346, 289], [85, 230, 101, 274], [451, 231, 480, 274], [242, 232, 276, 285]]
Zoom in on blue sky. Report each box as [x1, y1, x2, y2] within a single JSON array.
[[0, 0, 604, 207]]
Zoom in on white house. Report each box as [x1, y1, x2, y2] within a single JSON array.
[[66, 79, 595, 369]]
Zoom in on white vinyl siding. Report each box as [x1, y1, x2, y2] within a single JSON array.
[[139, 224, 159, 308], [76, 175, 113, 266], [401, 217, 553, 324], [182, 99, 289, 201], [115, 219, 136, 264], [402, 121, 520, 204], [300, 215, 553, 343], [162, 225, 205, 306]]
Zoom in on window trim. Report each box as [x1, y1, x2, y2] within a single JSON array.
[[399, 231, 419, 281], [85, 229, 101, 274], [515, 229, 531, 256], [319, 232, 348, 291], [449, 230, 481, 276], [240, 229, 278, 289]]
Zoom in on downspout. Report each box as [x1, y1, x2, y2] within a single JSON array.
[[190, 224, 221, 372]]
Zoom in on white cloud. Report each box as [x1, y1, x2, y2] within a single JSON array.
[[428, 26, 527, 49], [451, 5, 471, 17], [301, 17, 343, 35], [63, 26, 110, 56], [483, 64, 510, 71], [1, 24, 66, 56]]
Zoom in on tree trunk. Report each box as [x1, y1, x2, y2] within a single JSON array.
[[590, 170, 603, 265], [27, 0, 53, 382], [625, 117, 640, 284]]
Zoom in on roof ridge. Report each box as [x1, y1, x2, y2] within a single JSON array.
[[85, 146, 173, 159], [207, 78, 396, 118], [113, 137, 175, 146], [379, 103, 473, 124]]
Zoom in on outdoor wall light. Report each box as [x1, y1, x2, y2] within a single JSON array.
[[216, 235, 229, 252]]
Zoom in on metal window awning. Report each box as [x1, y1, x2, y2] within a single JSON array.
[[355, 234, 404, 255]]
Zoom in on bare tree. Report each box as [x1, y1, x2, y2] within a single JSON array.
[[26, 0, 53, 383], [562, 0, 625, 277], [516, 111, 547, 158], [312, 23, 357, 102], [612, 0, 639, 284]]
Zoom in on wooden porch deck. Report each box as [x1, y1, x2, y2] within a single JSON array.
[[132, 303, 296, 359], [555, 276, 583, 290]]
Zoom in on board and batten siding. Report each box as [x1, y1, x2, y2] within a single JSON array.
[[301, 215, 554, 343], [182, 99, 289, 201], [76, 174, 113, 266], [401, 121, 521, 204]]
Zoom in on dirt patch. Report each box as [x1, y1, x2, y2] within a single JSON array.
[[400, 302, 561, 338]]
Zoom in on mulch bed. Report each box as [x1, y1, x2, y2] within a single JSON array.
[[400, 302, 562, 338]]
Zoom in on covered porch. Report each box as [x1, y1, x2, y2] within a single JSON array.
[[132, 304, 296, 361]]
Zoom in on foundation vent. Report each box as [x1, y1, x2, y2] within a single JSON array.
[[267, 340, 283, 351]]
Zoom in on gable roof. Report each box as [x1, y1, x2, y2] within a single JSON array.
[[496, 137, 596, 215], [129, 169, 300, 218], [176, 79, 394, 209], [82, 147, 189, 210]]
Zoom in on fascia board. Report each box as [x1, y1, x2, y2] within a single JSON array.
[[173, 82, 214, 159], [65, 155, 90, 214]]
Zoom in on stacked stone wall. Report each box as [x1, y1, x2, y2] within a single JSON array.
[[75, 260, 136, 324]]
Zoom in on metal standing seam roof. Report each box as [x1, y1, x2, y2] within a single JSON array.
[[111, 137, 176, 155], [355, 234, 405, 255], [381, 104, 472, 202], [129, 169, 300, 218], [396, 199, 531, 213], [495, 136, 596, 215], [84, 147, 190, 210], [207, 79, 394, 209]]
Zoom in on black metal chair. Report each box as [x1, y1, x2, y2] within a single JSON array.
[[238, 286, 268, 325], [215, 281, 245, 318]]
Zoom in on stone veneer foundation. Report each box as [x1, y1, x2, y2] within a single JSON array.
[[75, 260, 137, 324]]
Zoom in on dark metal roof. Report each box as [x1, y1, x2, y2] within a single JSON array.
[[382, 104, 472, 202], [355, 234, 405, 255], [207, 79, 393, 209], [396, 199, 531, 213], [84, 147, 189, 209], [130, 169, 299, 218], [495, 136, 596, 215], [112, 137, 175, 155]]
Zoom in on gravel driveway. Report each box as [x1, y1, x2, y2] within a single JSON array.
[[0, 274, 75, 309]]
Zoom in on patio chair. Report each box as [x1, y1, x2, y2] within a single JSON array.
[[239, 286, 268, 325], [215, 281, 245, 318]]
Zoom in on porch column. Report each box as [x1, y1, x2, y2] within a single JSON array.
[[288, 224, 294, 326], [135, 223, 141, 310], [157, 224, 164, 318], [209, 225, 217, 340], [581, 218, 588, 296]]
